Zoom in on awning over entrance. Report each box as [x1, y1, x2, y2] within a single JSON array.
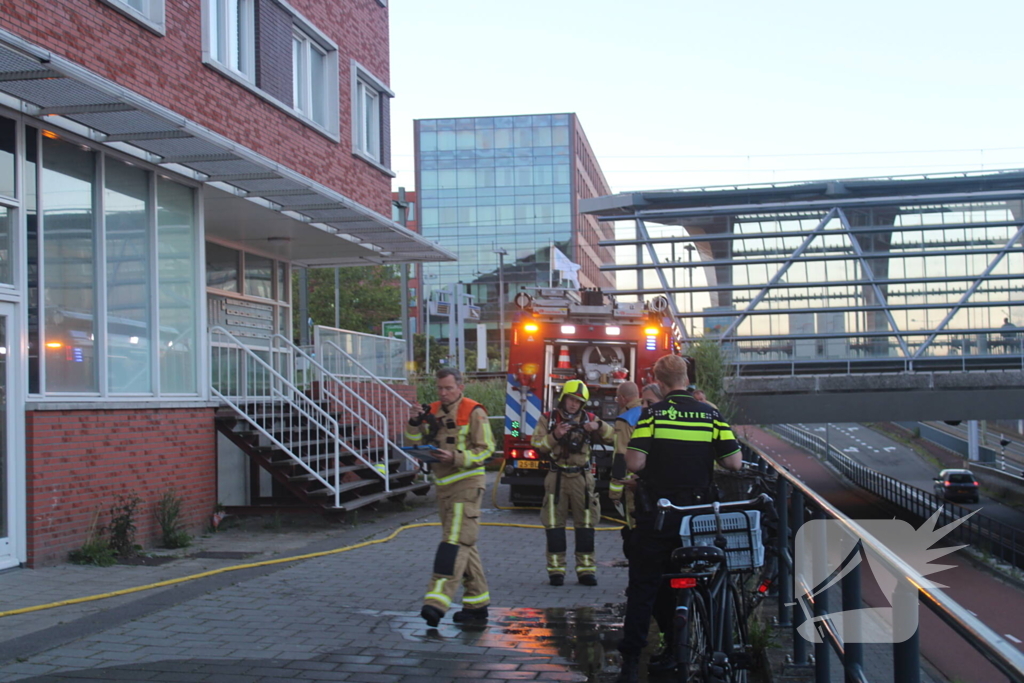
[[0, 29, 454, 267]]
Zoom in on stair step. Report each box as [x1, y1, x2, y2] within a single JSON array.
[[329, 479, 433, 512], [307, 478, 376, 498]]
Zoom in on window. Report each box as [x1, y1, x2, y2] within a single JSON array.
[[99, 0, 166, 34], [356, 80, 380, 161], [352, 62, 393, 172], [292, 29, 329, 128], [208, 0, 255, 80]]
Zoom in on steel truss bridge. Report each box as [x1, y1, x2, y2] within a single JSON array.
[[582, 171, 1024, 424]]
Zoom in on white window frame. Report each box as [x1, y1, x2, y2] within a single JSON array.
[[291, 27, 333, 131], [351, 61, 394, 175], [204, 0, 256, 82], [98, 0, 167, 35]]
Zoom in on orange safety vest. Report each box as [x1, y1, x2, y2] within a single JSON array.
[[429, 397, 482, 425]]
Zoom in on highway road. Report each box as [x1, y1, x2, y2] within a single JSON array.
[[749, 426, 1024, 683], [797, 422, 1024, 531]]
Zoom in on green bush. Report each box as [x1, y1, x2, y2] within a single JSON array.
[[69, 509, 117, 566], [687, 338, 738, 423], [157, 489, 192, 549], [108, 492, 142, 557]]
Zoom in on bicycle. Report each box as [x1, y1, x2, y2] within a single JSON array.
[[655, 493, 776, 683]]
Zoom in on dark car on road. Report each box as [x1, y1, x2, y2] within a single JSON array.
[[934, 469, 980, 504]]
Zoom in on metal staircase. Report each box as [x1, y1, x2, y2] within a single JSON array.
[[211, 326, 429, 512]]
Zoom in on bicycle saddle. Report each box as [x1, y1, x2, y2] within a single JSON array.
[[671, 544, 727, 571]]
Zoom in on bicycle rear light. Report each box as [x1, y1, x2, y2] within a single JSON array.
[[757, 579, 773, 594], [670, 577, 698, 589]]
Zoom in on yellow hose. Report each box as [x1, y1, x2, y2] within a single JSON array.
[[0, 489, 622, 620]]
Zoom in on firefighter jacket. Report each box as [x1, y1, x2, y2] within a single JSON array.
[[405, 395, 495, 488], [531, 408, 614, 469], [609, 398, 643, 500]]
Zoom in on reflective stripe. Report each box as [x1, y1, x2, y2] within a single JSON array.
[[546, 494, 557, 528], [609, 481, 623, 493], [583, 509, 591, 526], [717, 447, 741, 460], [648, 430, 713, 443], [405, 430, 423, 442], [463, 592, 490, 605], [425, 592, 451, 607], [435, 467, 485, 486], [448, 503, 464, 544]]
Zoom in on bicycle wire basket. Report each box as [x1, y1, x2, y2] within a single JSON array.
[[679, 510, 764, 571]]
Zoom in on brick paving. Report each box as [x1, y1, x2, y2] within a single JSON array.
[[0, 474, 631, 682]]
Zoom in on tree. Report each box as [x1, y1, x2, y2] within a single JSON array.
[[293, 266, 401, 337], [687, 337, 738, 424]]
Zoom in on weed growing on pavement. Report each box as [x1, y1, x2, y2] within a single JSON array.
[[747, 615, 777, 666], [263, 512, 283, 530], [108, 491, 142, 557], [157, 489, 191, 549], [69, 509, 116, 567]]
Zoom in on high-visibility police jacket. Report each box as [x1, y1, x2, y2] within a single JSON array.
[[532, 409, 614, 469], [627, 390, 740, 497], [405, 396, 495, 487]]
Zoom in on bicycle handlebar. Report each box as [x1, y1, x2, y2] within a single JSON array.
[[656, 492, 775, 516]]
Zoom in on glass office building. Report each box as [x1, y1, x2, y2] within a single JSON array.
[[415, 114, 614, 340]]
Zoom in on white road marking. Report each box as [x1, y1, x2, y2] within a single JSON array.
[[844, 447, 860, 453], [1005, 634, 1022, 644], [883, 447, 896, 452], [848, 426, 859, 430]]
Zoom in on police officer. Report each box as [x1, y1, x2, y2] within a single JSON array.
[[406, 368, 495, 627], [616, 355, 743, 683], [531, 379, 614, 586], [609, 381, 643, 533]]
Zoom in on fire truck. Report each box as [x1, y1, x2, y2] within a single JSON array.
[[500, 287, 688, 508]]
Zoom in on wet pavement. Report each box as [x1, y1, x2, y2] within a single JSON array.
[[0, 473, 640, 682]]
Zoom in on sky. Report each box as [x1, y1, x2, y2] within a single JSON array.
[[389, 0, 1024, 195]]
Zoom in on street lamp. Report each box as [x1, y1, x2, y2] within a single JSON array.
[[684, 244, 696, 336], [494, 246, 508, 369]]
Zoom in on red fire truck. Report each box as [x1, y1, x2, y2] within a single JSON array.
[[500, 287, 688, 507]]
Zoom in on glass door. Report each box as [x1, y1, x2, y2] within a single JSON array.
[[0, 302, 18, 569]]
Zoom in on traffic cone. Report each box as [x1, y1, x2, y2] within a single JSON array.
[[557, 345, 571, 369]]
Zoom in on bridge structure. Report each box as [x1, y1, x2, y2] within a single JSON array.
[[581, 170, 1024, 424]]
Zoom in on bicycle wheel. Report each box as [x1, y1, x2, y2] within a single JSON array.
[[673, 590, 711, 683], [726, 583, 750, 683]]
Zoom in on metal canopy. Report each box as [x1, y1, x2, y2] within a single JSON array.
[[0, 29, 454, 267]]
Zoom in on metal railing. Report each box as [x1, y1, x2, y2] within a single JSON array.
[[742, 438, 1024, 682], [773, 423, 1024, 571], [313, 325, 407, 382], [271, 334, 417, 482], [211, 327, 393, 505]]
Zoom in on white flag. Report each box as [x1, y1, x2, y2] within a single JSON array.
[[551, 247, 581, 288]]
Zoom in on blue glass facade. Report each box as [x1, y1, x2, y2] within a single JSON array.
[[415, 114, 578, 334]]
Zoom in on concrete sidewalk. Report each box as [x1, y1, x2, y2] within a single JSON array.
[[0, 473, 630, 682]]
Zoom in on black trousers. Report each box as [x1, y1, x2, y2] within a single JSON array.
[[618, 523, 680, 657]]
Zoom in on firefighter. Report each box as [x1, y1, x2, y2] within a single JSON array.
[[531, 379, 614, 586], [609, 381, 643, 534], [406, 368, 495, 627]]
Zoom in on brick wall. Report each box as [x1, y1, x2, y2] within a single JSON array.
[[25, 407, 217, 567], [0, 0, 392, 215]]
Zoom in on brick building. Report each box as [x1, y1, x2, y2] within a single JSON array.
[[0, 0, 450, 566]]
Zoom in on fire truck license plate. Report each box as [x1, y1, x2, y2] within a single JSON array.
[[516, 460, 539, 469]]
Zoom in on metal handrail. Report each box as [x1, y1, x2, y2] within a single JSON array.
[[320, 338, 415, 409], [744, 438, 1024, 682], [210, 326, 385, 507], [273, 334, 418, 479]]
